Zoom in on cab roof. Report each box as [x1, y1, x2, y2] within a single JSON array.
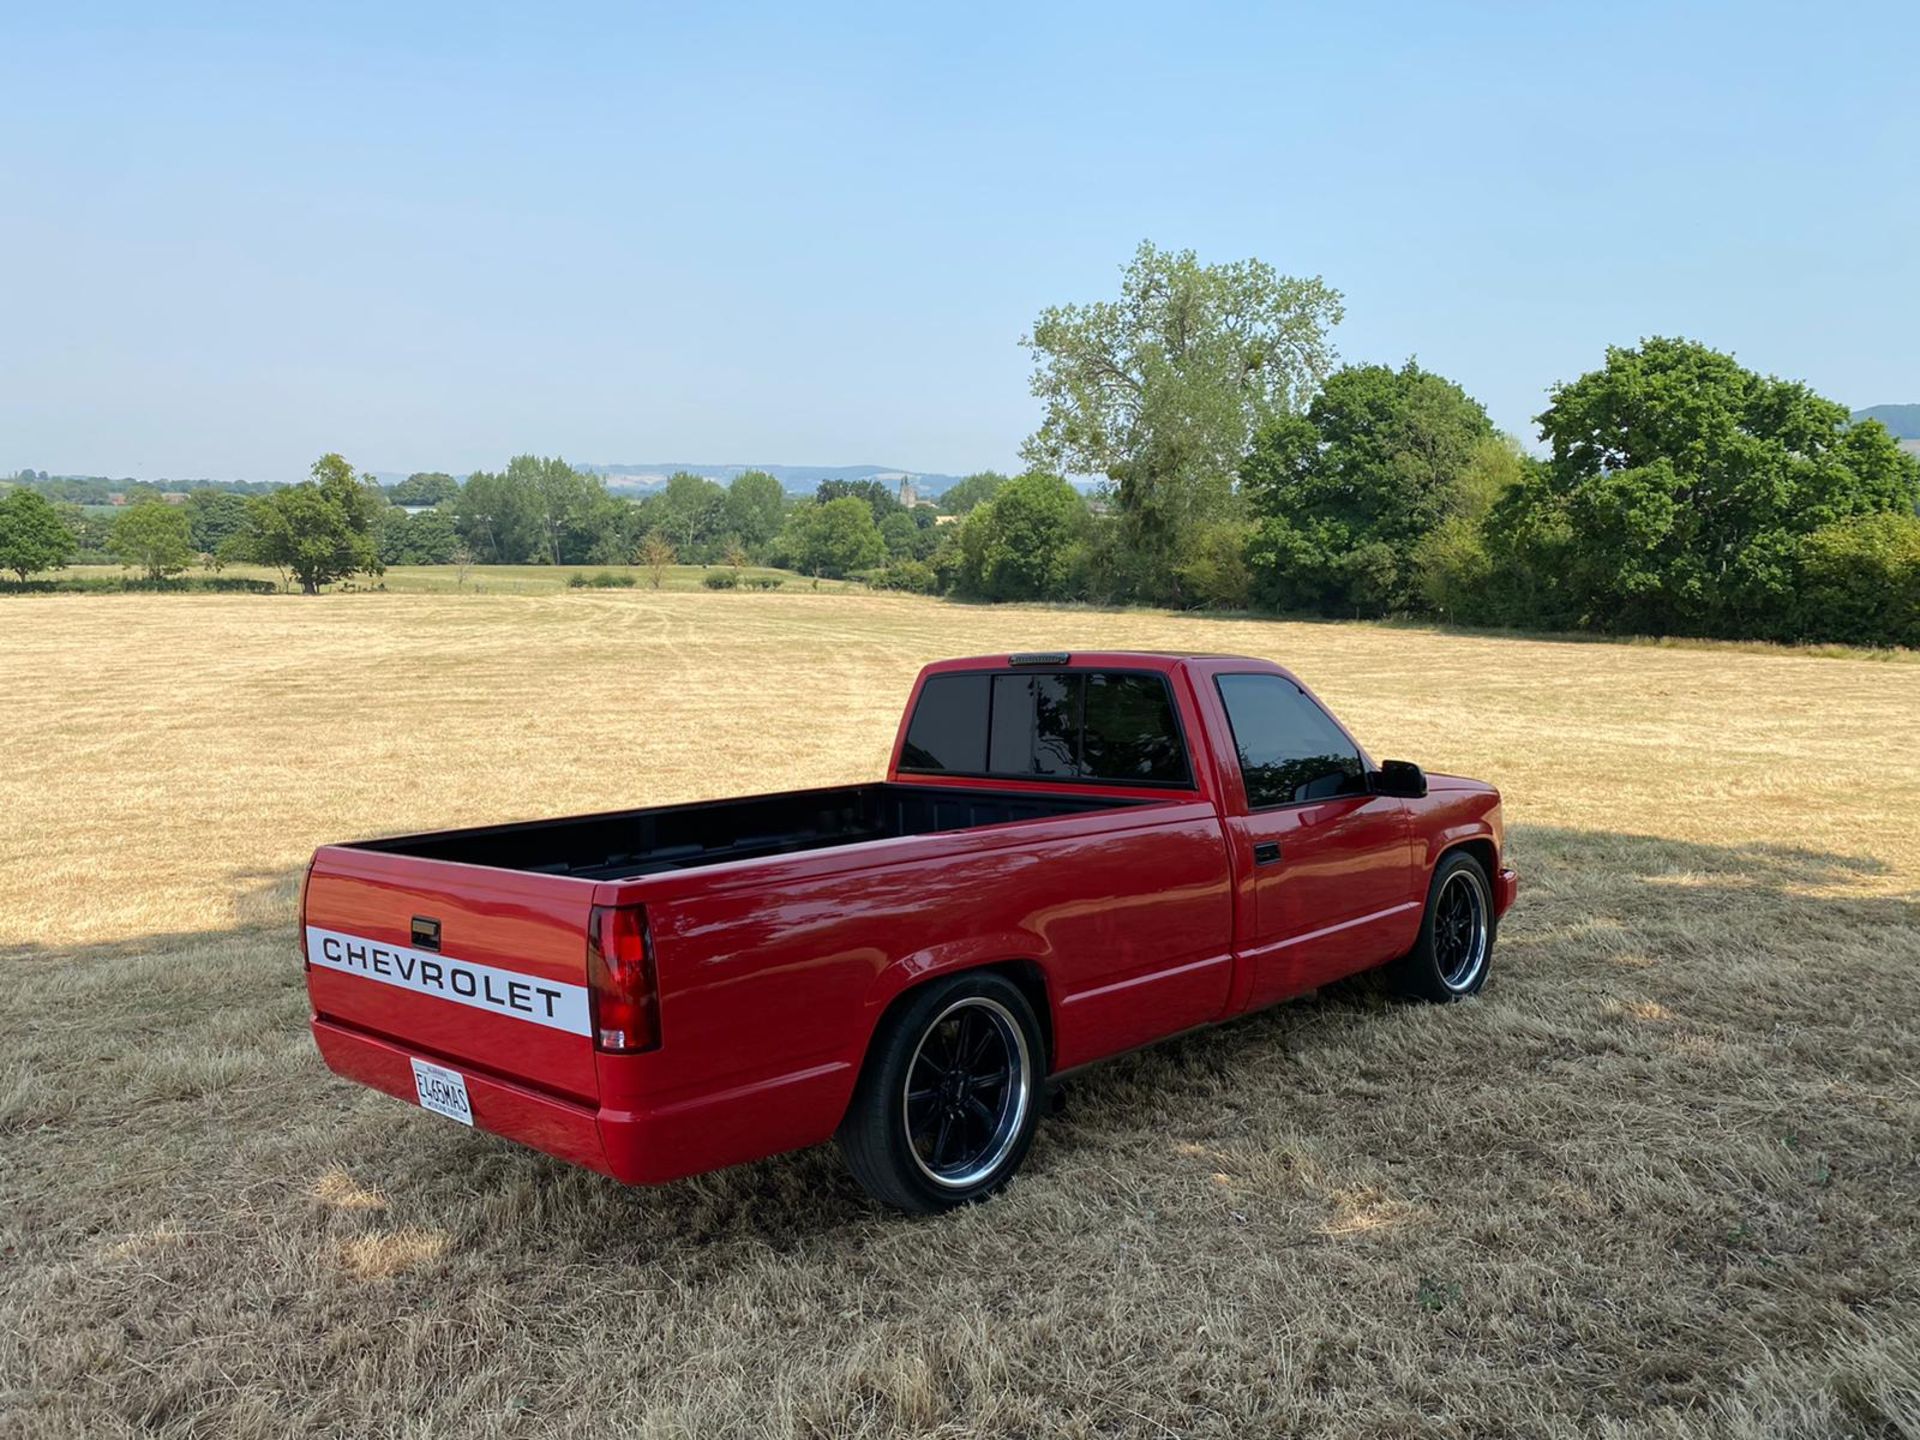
[[922, 651, 1271, 673]]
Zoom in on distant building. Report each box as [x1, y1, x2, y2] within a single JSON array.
[[897, 476, 919, 509], [108, 492, 127, 506], [159, 492, 190, 505]]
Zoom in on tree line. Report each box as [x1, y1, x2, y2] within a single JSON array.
[[0, 458, 969, 592], [4, 239, 1916, 646]]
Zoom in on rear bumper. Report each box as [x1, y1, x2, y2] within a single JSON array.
[[312, 1017, 615, 1176], [1495, 866, 1519, 917], [310, 1017, 854, 1187]]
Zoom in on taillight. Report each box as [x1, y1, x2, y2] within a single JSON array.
[[586, 905, 659, 1053]]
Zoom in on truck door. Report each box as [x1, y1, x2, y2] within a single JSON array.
[[1209, 671, 1417, 1007]]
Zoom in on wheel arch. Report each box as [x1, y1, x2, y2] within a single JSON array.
[[842, 958, 1056, 1128], [1436, 836, 1498, 890]]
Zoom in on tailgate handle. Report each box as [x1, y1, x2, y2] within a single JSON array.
[[1252, 841, 1283, 866], [410, 916, 442, 951]]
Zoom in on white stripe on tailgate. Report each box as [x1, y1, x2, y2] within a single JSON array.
[[305, 926, 591, 1036]]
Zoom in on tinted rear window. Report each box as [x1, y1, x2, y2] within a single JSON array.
[[1083, 673, 1186, 782], [901, 670, 1189, 786]]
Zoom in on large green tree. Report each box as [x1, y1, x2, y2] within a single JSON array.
[[0, 488, 78, 581], [954, 472, 1090, 601], [185, 489, 253, 556], [1499, 338, 1920, 636], [109, 500, 196, 581], [780, 496, 885, 577], [1243, 361, 1499, 615], [647, 473, 728, 561], [247, 453, 384, 593], [454, 463, 546, 563], [377, 505, 461, 565], [1021, 241, 1343, 602], [723, 470, 787, 552]]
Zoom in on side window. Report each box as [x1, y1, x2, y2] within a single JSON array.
[[1214, 674, 1367, 808]]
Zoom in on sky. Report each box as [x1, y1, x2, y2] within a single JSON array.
[[4, 2, 1916, 483]]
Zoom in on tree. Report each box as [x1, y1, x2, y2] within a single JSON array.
[[1503, 338, 1920, 636], [523, 457, 602, 566], [781, 496, 886, 577], [953, 472, 1090, 601], [723, 470, 787, 552], [648, 473, 728, 562], [1793, 512, 1920, 648], [816, 478, 902, 523], [185, 490, 253, 557], [389, 472, 460, 507], [879, 510, 919, 559], [455, 461, 547, 563], [0, 489, 77, 581], [1243, 361, 1500, 616], [246, 453, 383, 594], [1022, 240, 1344, 602], [938, 471, 1007, 516], [108, 500, 195, 581], [377, 505, 460, 565], [637, 531, 676, 588]]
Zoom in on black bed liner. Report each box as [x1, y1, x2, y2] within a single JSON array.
[[345, 782, 1150, 881]]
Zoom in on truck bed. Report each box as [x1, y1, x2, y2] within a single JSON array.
[[341, 782, 1150, 881]]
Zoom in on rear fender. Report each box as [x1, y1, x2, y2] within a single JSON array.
[[858, 932, 1057, 1063]]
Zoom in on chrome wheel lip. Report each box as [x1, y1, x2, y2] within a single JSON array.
[[902, 995, 1031, 1190], [1435, 868, 1490, 992]]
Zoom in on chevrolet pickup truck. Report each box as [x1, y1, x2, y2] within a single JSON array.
[[303, 652, 1517, 1212]]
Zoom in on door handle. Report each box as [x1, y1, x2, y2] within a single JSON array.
[[1252, 841, 1283, 866]]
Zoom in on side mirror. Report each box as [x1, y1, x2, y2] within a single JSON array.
[[1371, 759, 1427, 798]]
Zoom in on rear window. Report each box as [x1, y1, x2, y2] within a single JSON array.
[[900, 670, 1189, 786]]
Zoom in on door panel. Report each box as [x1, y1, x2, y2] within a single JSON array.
[[1206, 670, 1418, 1008], [1233, 797, 1415, 1005]]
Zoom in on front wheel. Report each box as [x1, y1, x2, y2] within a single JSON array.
[[837, 973, 1043, 1214], [1394, 850, 1496, 1002]]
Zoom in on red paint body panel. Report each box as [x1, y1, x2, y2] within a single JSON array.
[[303, 652, 1516, 1187]]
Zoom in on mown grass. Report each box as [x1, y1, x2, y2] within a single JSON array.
[[3, 590, 1917, 1437]]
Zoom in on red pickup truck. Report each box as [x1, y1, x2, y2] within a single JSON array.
[[304, 652, 1516, 1212]]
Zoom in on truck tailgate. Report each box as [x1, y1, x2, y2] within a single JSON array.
[[302, 847, 601, 1104]]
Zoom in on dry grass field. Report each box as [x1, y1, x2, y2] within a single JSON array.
[[4, 587, 1918, 1438]]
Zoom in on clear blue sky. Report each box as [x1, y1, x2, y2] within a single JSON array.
[[4, 2, 1915, 482]]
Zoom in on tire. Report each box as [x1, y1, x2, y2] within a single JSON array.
[[1394, 850, 1496, 1002], [837, 971, 1044, 1214]]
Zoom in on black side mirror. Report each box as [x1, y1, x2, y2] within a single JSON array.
[[1371, 759, 1427, 798]]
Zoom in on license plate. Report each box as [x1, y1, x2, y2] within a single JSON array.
[[410, 1058, 473, 1126]]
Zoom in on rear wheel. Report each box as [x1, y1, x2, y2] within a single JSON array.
[[838, 972, 1043, 1214], [1394, 850, 1495, 1002]]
